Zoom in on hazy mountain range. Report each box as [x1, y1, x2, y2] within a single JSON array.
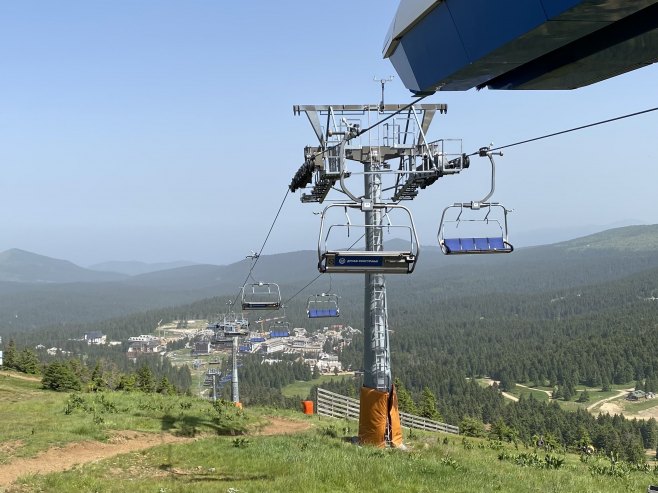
[[0, 224, 657, 333], [88, 260, 199, 277], [0, 250, 202, 283]]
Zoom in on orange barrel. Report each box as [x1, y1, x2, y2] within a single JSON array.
[[301, 400, 314, 415]]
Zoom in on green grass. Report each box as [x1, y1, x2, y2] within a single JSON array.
[[5, 374, 658, 492], [559, 400, 588, 412], [281, 375, 350, 399], [508, 386, 550, 402], [621, 397, 658, 413], [0, 372, 247, 465], [15, 425, 658, 493], [473, 378, 492, 389], [504, 382, 630, 412], [585, 389, 621, 401]]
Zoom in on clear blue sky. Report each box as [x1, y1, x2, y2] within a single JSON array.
[[1, 1, 657, 266]]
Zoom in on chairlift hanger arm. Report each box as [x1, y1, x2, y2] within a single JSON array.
[[469, 146, 504, 207], [337, 140, 361, 203]]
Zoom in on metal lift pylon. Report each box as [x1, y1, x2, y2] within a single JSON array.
[[360, 158, 402, 447], [290, 98, 462, 447]]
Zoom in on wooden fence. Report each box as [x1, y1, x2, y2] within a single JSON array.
[[316, 387, 459, 435]]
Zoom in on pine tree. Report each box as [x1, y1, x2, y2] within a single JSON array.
[[89, 362, 105, 391], [42, 361, 81, 391], [136, 365, 155, 393], [577, 389, 590, 403], [3, 340, 18, 370], [562, 383, 574, 401], [157, 376, 176, 395], [490, 418, 514, 442], [640, 418, 658, 449], [394, 378, 417, 414], [67, 358, 89, 386], [460, 416, 485, 438], [117, 373, 136, 391], [498, 372, 515, 392], [552, 386, 562, 400], [17, 349, 40, 375], [418, 387, 442, 421]]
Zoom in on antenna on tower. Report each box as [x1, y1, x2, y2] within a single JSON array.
[[374, 76, 394, 112]]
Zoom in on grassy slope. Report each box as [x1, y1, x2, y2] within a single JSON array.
[[281, 375, 350, 398], [16, 423, 658, 493], [4, 374, 658, 492], [0, 371, 247, 464]]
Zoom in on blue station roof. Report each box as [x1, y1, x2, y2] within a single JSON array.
[[384, 0, 658, 93]]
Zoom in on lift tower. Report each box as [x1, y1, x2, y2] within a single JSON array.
[[215, 302, 249, 407], [290, 101, 467, 446]]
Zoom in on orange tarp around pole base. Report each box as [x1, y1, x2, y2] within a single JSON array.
[[358, 387, 389, 447], [388, 384, 404, 447]]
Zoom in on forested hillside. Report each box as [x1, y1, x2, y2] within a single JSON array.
[[4, 225, 658, 462]]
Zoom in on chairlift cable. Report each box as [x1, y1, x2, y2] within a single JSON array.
[[356, 94, 430, 136], [232, 188, 290, 306], [463, 105, 658, 156], [282, 273, 324, 307], [294, 95, 431, 180], [281, 233, 365, 307], [233, 95, 427, 310]]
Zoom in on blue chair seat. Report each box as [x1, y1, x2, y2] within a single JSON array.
[[488, 237, 505, 250], [443, 238, 462, 253], [443, 237, 512, 254], [474, 237, 490, 250], [308, 308, 340, 318]]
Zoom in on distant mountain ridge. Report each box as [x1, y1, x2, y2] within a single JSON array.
[[554, 224, 658, 251], [88, 260, 198, 276], [0, 249, 126, 283], [1, 224, 657, 332]]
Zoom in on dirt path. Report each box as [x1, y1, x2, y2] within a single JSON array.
[[0, 431, 192, 490], [586, 388, 658, 421], [252, 416, 313, 436], [515, 383, 552, 397], [481, 378, 519, 402], [0, 416, 312, 490], [502, 392, 519, 402], [587, 389, 632, 413], [0, 372, 40, 383]]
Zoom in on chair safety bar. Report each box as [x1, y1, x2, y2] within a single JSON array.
[[318, 203, 420, 274], [438, 203, 513, 255], [307, 293, 340, 318], [241, 282, 282, 310]]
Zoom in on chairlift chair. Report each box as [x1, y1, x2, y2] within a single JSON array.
[[222, 322, 249, 337], [307, 293, 340, 318], [268, 320, 291, 337], [318, 202, 419, 274], [438, 203, 513, 254], [241, 282, 282, 310], [437, 147, 513, 255]]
